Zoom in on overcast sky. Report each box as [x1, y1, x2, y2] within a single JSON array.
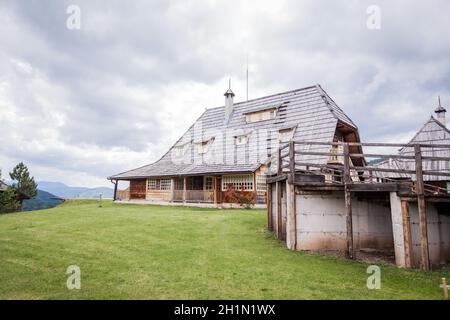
[[1, 0, 449, 187]]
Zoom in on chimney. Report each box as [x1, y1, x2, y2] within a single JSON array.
[[435, 96, 447, 127], [224, 79, 235, 124]]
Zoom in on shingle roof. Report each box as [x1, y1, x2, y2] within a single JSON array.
[[109, 84, 357, 179], [373, 116, 450, 181]]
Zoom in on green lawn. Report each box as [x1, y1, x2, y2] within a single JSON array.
[[0, 200, 447, 299]]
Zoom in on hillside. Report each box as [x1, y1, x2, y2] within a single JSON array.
[[21, 189, 64, 211], [38, 181, 113, 199]]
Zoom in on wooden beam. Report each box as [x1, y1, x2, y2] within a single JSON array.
[[289, 141, 296, 183], [278, 147, 282, 174], [289, 182, 297, 249], [266, 174, 288, 184], [343, 143, 354, 259], [347, 183, 399, 192], [414, 144, 430, 271], [183, 177, 187, 204], [267, 183, 273, 231], [113, 180, 118, 201], [170, 178, 175, 202], [276, 181, 282, 239], [401, 200, 413, 268], [213, 176, 218, 205]]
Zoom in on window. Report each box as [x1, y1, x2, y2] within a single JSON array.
[[245, 108, 276, 123], [235, 135, 249, 145], [278, 128, 294, 142], [328, 144, 344, 164], [222, 174, 254, 191], [204, 177, 214, 191], [174, 142, 190, 157], [256, 174, 267, 192], [147, 179, 171, 191], [197, 138, 214, 154], [147, 179, 159, 190], [174, 178, 184, 190], [160, 179, 172, 190], [197, 142, 210, 154]]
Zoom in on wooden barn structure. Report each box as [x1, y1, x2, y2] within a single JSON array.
[[108, 84, 363, 207], [266, 105, 450, 270]]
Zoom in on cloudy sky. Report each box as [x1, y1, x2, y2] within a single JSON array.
[[1, 0, 449, 187]]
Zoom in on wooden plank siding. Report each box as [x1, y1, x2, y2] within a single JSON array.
[[129, 179, 146, 199]]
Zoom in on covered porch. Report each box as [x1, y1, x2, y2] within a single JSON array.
[[113, 172, 267, 206]]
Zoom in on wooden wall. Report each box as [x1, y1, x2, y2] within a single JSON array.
[[129, 179, 146, 199]]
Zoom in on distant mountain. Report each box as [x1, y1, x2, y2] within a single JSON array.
[[22, 189, 64, 211], [38, 181, 113, 199]]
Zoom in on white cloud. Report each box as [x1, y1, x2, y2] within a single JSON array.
[[0, 0, 449, 187]]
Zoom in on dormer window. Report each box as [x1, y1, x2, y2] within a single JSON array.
[[235, 135, 249, 145], [278, 128, 295, 142], [244, 108, 277, 123], [174, 142, 191, 157], [197, 138, 215, 154]]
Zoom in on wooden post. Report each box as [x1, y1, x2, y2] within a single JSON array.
[[113, 180, 118, 201], [276, 181, 282, 239], [278, 147, 282, 174], [267, 183, 273, 231], [183, 177, 187, 204], [401, 200, 413, 268], [441, 278, 449, 300], [343, 143, 354, 259], [414, 144, 430, 271], [289, 182, 297, 249], [170, 178, 175, 202], [213, 176, 218, 206], [289, 141, 295, 183]]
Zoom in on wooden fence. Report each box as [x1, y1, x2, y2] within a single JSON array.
[[270, 140, 450, 270]]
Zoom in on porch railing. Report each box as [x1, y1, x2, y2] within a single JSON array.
[[172, 190, 214, 202], [276, 140, 450, 196]]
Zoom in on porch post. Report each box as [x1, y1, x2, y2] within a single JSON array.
[[213, 176, 218, 205], [113, 180, 118, 201], [171, 178, 175, 202], [183, 177, 187, 204]]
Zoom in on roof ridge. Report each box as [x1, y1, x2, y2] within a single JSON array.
[[315, 84, 357, 129], [205, 85, 318, 111]]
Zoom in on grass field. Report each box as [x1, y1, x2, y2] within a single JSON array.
[[0, 200, 448, 299]]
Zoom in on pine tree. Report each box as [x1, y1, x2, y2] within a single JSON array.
[[0, 187, 19, 213], [9, 162, 38, 198]]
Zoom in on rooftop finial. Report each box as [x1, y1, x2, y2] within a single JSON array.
[[435, 96, 447, 127]]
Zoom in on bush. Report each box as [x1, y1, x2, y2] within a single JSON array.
[[0, 187, 20, 213], [223, 184, 255, 209]]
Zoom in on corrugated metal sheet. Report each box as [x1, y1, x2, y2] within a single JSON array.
[[110, 85, 356, 179]]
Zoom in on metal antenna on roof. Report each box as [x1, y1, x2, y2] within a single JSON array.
[[229, 78, 231, 90], [439, 96, 442, 107]]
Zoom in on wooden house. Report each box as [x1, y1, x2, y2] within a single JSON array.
[[108, 84, 362, 207]]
